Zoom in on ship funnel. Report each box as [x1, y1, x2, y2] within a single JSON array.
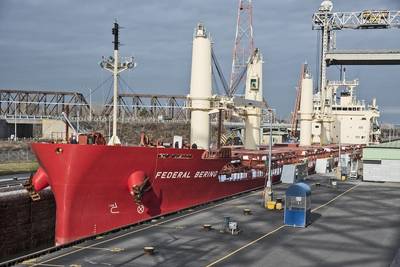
[[244, 48, 263, 150], [299, 66, 313, 147], [189, 23, 212, 149]]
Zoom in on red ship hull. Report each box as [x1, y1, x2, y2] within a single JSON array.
[[31, 143, 276, 245]]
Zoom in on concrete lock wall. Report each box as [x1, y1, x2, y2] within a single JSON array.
[[42, 119, 73, 140], [0, 189, 55, 260]]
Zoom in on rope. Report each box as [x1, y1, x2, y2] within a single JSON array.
[[119, 75, 136, 95], [83, 75, 113, 99]]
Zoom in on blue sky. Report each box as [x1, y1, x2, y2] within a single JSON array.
[[0, 0, 399, 123]]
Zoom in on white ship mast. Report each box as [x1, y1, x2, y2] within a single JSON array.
[[100, 21, 136, 145]]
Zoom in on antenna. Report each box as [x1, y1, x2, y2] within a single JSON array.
[[112, 21, 120, 51]]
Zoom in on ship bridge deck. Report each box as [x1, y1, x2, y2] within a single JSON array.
[[11, 175, 400, 267]]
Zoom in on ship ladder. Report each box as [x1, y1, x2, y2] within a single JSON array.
[[220, 132, 236, 146], [24, 173, 41, 201]]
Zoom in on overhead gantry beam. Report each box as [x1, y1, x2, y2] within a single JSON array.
[[325, 50, 400, 65], [312, 8, 400, 92], [313, 10, 400, 30]]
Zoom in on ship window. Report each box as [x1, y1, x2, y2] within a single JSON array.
[[362, 117, 366, 120], [343, 107, 348, 111], [357, 108, 361, 111], [361, 136, 365, 139], [250, 78, 259, 90], [315, 125, 320, 128]]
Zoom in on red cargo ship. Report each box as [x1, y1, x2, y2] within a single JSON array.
[[30, 143, 284, 245]]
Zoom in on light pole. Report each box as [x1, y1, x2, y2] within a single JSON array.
[[108, 115, 111, 139], [336, 131, 342, 179], [14, 101, 17, 141], [77, 110, 80, 134], [264, 108, 275, 206], [89, 88, 92, 121]]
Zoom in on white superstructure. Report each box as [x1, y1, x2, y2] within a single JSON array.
[[189, 23, 212, 149], [244, 49, 263, 149], [311, 78, 380, 145], [299, 70, 313, 146]]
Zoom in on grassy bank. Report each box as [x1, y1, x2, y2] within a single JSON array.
[[0, 161, 38, 176]]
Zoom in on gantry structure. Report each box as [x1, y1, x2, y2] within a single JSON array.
[[313, 8, 400, 92], [312, 5, 400, 133]]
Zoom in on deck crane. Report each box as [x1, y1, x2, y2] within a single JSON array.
[[289, 64, 306, 139]]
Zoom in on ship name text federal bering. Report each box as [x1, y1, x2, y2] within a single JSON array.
[[155, 171, 219, 179]]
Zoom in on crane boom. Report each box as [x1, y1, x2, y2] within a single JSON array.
[[289, 64, 306, 138]]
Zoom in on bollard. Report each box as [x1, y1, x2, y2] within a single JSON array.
[[203, 224, 212, 231], [243, 208, 252, 215], [143, 246, 155, 255]]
